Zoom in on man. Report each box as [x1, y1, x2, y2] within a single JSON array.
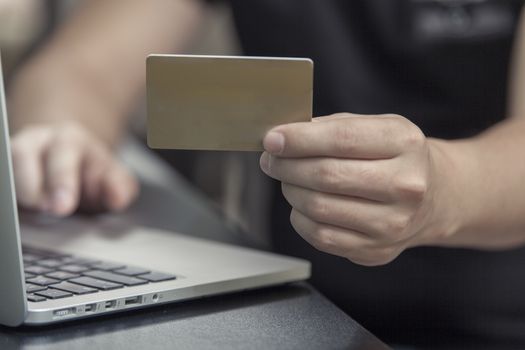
[[7, 0, 525, 346]]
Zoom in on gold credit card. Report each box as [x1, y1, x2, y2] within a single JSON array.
[[146, 54, 313, 151]]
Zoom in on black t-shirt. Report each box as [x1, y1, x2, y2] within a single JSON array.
[[203, 0, 525, 346]]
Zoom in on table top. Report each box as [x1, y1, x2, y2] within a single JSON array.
[[0, 173, 389, 349]]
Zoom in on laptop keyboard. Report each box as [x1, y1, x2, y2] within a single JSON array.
[[22, 246, 176, 303]]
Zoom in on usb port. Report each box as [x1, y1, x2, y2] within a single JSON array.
[[104, 300, 116, 309], [84, 304, 96, 313], [124, 296, 142, 306]]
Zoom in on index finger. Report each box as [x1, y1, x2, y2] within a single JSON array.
[[263, 113, 414, 159], [45, 141, 83, 216]]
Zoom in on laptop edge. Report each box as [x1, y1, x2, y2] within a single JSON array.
[[0, 53, 28, 326], [0, 53, 311, 327]]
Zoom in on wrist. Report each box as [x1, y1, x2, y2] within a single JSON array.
[[419, 138, 471, 246], [8, 60, 121, 146]]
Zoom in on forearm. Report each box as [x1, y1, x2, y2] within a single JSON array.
[[8, 58, 125, 145], [8, 0, 204, 146], [429, 117, 525, 249]]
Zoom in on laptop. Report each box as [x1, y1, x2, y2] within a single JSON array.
[[0, 56, 310, 327]]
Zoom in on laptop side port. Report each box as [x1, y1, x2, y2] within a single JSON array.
[[53, 308, 75, 317], [84, 303, 96, 313], [124, 296, 142, 306], [104, 300, 116, 310]]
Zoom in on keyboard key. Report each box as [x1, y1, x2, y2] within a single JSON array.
[[114, 266, 150, 276], [26, 284, 47, 293], [25, 273, 36, 280], [52, 282, 98, 295], [25, 265, 53, 275], [46, 271, 79, 280], [69, 277, 123, 291], [83, 270, 148, 286], [37, 259, 65, 268], [89, 262, 126, 271], [26, 276, 60, 286], [27, 294, 47, 302], [137, 272, 176, 282], [35, 289, 72, 299], [60, 264, 91, 273]]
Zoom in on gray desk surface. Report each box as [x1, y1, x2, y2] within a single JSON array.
[[0, 176, 389, 350]]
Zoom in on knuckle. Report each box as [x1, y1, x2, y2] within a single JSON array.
[[12, 125, 51, 150], [376, 246, 401, 264], [386, 214, 412, 237], [314, 160, 343, 191], [393, 176, 428, 202], [304, 193, 330, 222], [333, 124, 356, 155], [357, 166, 384, 187], [380, 114, 426, 149], [402, 128, 426, 149], [311, 226, 337, 252], [372, 247, 399, 265]]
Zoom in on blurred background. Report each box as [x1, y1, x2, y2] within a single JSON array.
[[0, 0, 271, 247]]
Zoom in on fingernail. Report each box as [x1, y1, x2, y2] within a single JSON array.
[[260, 152, 270, 174], [52, 188, 72, 215], [263, 131, 284, 154]]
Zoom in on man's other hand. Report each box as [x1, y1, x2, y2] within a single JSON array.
[[260, 113, 447, 266], [11, 122, 139, 217]]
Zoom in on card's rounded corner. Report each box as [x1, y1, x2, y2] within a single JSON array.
[[146, 135, 157, 150], [303, 57, 314, 68], [146, 54, 160, 65]]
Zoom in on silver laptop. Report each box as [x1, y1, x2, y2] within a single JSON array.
[[0, 56, 310, 327]]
